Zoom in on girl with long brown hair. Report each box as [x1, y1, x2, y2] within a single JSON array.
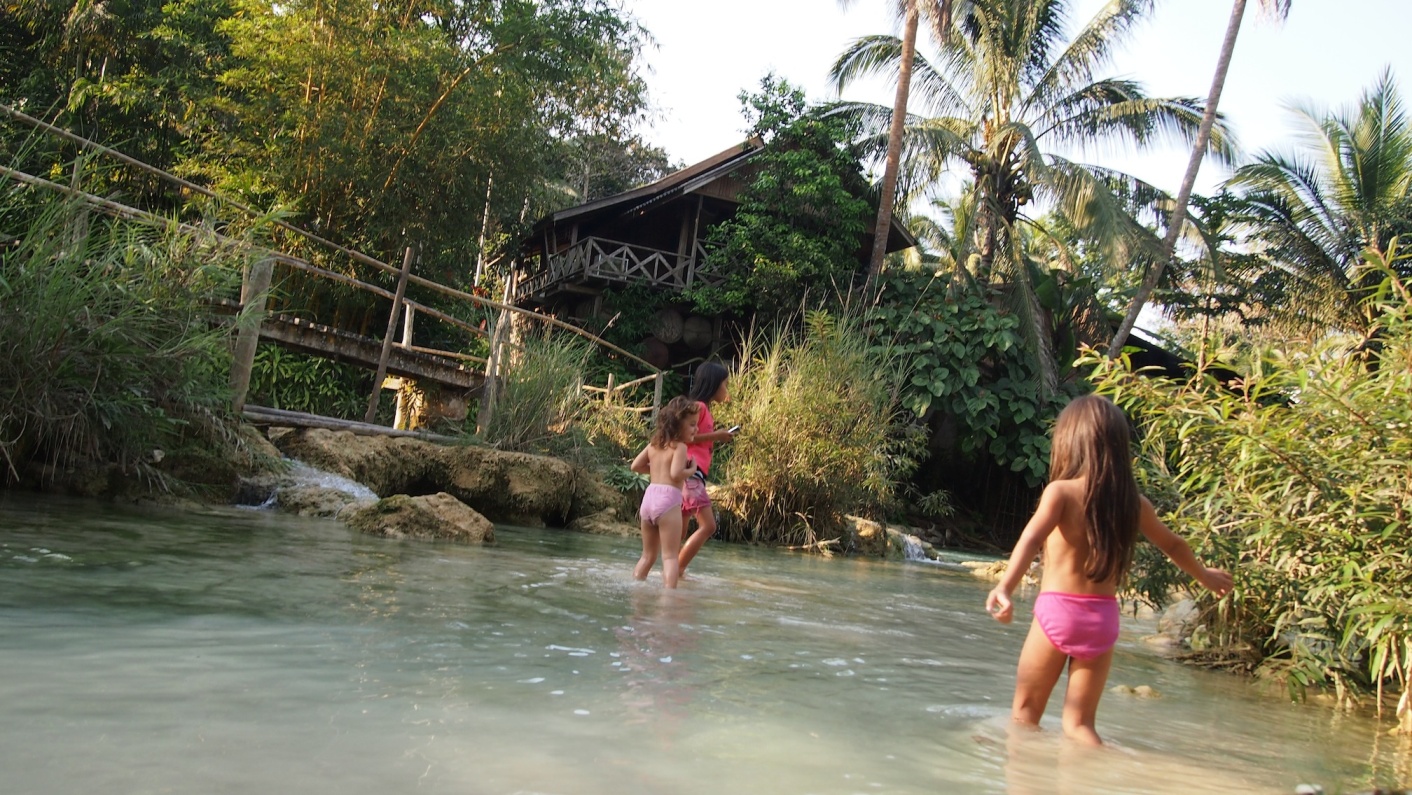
[[985, 394, 1233, 746]]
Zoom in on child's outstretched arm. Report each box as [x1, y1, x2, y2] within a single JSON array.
[[1137, 497, 1233, 597], [630, 446, 651, 475], [985, 483, 1066, 623]]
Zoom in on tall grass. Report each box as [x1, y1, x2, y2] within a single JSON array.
[[714, 310, 924, 546], [0, 188, 248, 486], [480, 328, 593, 453], [1087, 248, 1412, 716]]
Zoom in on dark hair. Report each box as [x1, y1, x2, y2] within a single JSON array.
[[688, 361, 730, 403], [1048, 394, 1141, 584], [650, 395, 700, 449]]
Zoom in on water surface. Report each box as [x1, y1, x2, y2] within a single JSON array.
[[0, 494, 1405, 794]]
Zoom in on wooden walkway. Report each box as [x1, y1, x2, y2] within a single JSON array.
[[1, 103, 666, 432]]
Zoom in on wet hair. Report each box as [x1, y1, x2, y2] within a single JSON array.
[[1048, 394, 1141, 584], [650, 395, 700, 449], [688, 361, 730, 403]]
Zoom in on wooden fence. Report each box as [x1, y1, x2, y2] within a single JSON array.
[[0, 104, 666, 434]]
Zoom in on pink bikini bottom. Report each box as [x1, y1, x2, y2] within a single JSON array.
[[639, 484, 682, 524], [1033, 592, 1120, 660], [681, 473, 711, 515]]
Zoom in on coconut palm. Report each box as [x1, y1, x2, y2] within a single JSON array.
[[1107, 0, 1292, 356], [1225, 70, 1412, 334], [830, 0, 1233, 392], [836, 0, 955, 289]]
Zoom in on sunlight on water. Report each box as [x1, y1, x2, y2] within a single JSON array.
[[0, 493, 1408, 794]]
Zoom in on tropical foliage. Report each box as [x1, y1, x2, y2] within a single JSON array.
[[1089, 243, 1412, 709], [830, 0, 1234, 392], [688, 76, 874, 316], [1225, 70, 1412, 335]]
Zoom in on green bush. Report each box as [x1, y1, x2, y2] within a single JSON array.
[[1086, 250, 1412, 710], [713, 310, 923, 546], [0, 190, 247, 485]]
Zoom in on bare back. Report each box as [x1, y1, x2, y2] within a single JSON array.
[[1036, 478, 1119, 596], [643, 441, 692, 488]]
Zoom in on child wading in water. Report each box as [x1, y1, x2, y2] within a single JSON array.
[[985, 394, 1233, 746], [677, 362, 736, 575], [630, 396, 700, 589]]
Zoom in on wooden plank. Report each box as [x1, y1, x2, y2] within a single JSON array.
[[243, 405, 461, 443]]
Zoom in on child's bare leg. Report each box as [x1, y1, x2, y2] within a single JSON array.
[[1059, 649, 1114, 746], [634, 519, 660, 581], [677, 508, 716, 573], [658, 510, 684, 589], [1012, 619, 1069, 727]]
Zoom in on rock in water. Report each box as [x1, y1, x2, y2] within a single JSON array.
[[345, 493, 495, 543]]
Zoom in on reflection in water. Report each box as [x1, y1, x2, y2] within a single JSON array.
[[617, 587, 698, 744], [0, 494, 1408, 795]]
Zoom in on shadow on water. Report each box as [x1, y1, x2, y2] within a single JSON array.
[[0, 492, 1409, 794]]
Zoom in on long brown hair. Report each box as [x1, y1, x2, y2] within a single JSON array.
[[1048, 394, 1141, 584], [650, 395, 700, 449]]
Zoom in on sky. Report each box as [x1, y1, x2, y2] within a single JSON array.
[[624, 0, 1412, 200]]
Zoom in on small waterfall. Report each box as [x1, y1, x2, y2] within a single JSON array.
[[896, 532, 930, 561], [283, 461, 379, 503]]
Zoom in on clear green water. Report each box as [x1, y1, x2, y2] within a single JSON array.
[[0, 493, 1406, 794]]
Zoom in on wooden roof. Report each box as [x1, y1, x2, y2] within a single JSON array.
[[529, 138, 919, 253]]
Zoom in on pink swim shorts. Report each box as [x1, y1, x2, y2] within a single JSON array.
[[1033, 591, 1120, 660], [681, 472, 711, 515], [639, 483, 682, 524]]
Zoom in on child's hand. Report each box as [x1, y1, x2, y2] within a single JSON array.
[[1200, 567, 1233, 597], [985, 587, 1013, 624]]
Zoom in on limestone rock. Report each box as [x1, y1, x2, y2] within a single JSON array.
[[961, 560, 1039, 584], [277, 485, 369, 518], [439, 444, 574, 526], [345, 492, 494, 542], [567, 509, 638, 536]]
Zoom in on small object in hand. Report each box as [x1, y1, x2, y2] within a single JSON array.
[[726, 425, 741, 435]]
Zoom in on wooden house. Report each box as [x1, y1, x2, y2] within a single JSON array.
[[512, 138, 916, 367]]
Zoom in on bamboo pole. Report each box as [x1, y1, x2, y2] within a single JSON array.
[[230, 257, 275, 412], [604, 373, 615, 406], [365, 246, 416, 423], [477, 272, 516, 437]]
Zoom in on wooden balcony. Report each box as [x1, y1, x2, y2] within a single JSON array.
[[517, 237, 721, 303]]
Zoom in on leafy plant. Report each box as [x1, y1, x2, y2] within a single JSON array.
[[869, 270, 1074, 486], [1085, 244, 1412, 713], [713, 309, 923, 547]]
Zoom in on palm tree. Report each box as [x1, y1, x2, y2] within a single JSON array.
[[1225, 70, 1412, 334], [836, 0, 954, 291], [831, 0, 1233, 392], [1107, 0, 1292, 356]]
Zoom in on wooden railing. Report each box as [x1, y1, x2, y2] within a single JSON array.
[[518, 236, 726, 301], [0, 103, 667, 433]]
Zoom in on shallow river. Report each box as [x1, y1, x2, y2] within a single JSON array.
[[0, 494, 1407, 794]]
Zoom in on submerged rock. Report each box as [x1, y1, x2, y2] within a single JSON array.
[[566, 508, 637, 536], [345, 492, 494, 542]]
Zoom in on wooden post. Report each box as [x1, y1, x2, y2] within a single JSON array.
[[401, 303, 415, 348], [476, 271, 516, 437], [365, 246, 415, 424], [231, 257, 275, 413], [651, 371, 664, 423], [604, 373, 616, 406]]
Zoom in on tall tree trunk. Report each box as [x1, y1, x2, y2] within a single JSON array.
[[863, 0, 920, 294], [1107, 0, 1248, 356]]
